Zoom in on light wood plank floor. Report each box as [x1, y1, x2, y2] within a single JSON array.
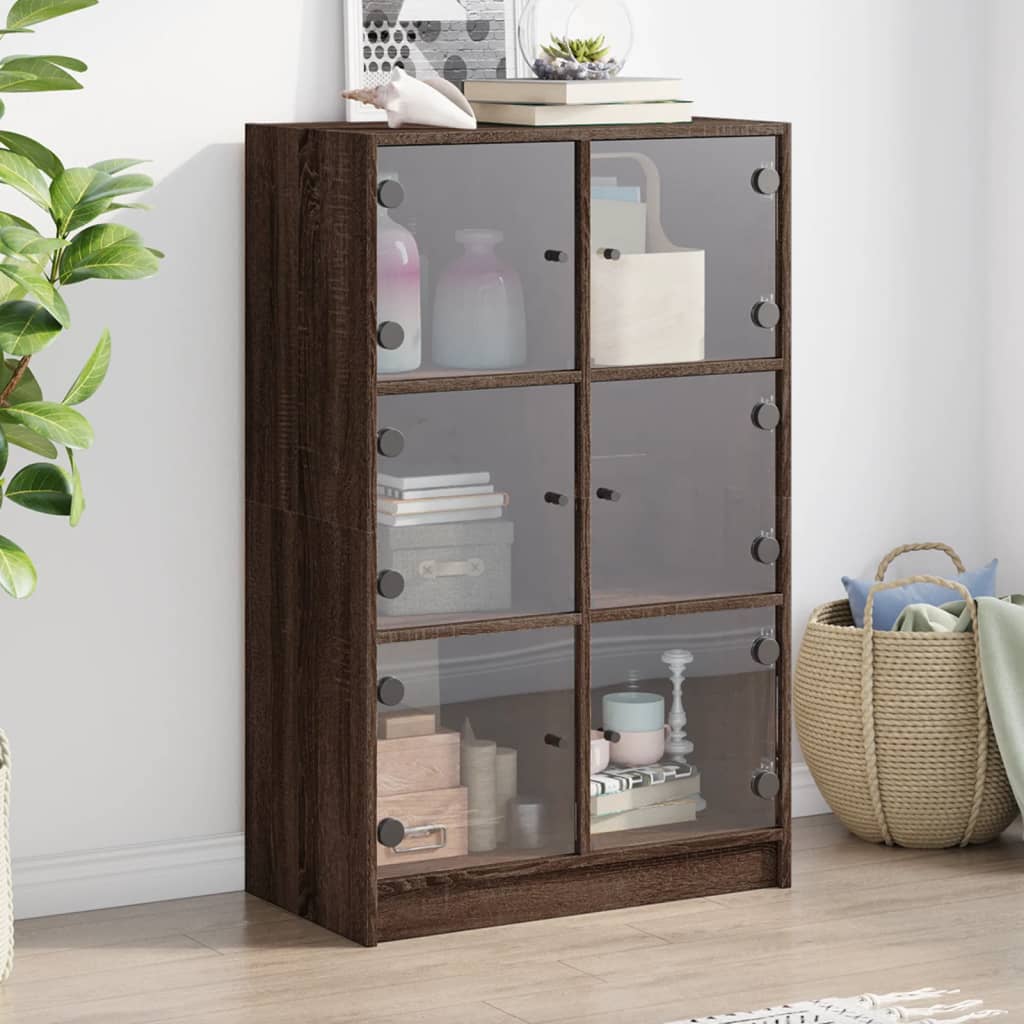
[[3, 815, 1023, 1024]]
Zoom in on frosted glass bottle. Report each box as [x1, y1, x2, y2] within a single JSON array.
[[377, 199, 422, 374], [432, 229, 527, 370]]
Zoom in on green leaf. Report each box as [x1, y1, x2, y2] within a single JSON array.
[[0, 57, 81, 92], [0, 150, 51, 210], [0, 424, 7, 475], [0, 300, 61, 354], [0, 264, 69, 326], [82, 172, 153, 205], [25, 54, 87, 72], [60, 224, 159, 283], [0, 69, 37, 91], [50, 166, 99, 230], [67, 446, 82, 525], [0, 226, 67, 257], [0, 534, 36, 598], [7, 0, 98, 30], [0, 210, 40, 231], [6, 460, 71, 514], [3, 422, 55, 457], [0, 356, 41, 403], [0, 400, 92, 448], [91, 158, 146, 175], [62, 328, 109, 405], [0, 130, 62, 178]]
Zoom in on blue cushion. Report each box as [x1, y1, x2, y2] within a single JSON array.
[[842, 559, 998, 630]]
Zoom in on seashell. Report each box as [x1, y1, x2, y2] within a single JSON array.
[[343, 67, 477, 130]]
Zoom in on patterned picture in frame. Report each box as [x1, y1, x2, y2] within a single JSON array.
[[343, 0, 527, 121]]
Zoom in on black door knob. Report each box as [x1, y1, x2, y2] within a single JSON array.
[[751, 400, 781, 431], [377, 179, 405, 209], [377, 428, 405, 458], [377, 676, 405, 707], [596, 487, 621, 502], [544, 491, 569, 507], [751, 535, 781, 565], [603, 729, 621, 743], [377, 818, 406, 848], [751, 769, 781, 800], [377, 570, 405, 599], [751, 635, 781, 666], [377, 321, 405, 351], [751, 300, 781, 330], [751, 167, 781, 195], [544, 734, 564, 748], [601, 248, 621, 261], [545, 249, 569, 263]]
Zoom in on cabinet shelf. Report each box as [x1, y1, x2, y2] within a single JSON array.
[[246, 117, 792, 947]]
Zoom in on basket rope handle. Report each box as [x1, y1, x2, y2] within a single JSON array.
[[861, 575, 989, 848], [875, 542, 966, 582]]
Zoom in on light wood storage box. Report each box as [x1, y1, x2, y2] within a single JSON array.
[[377, 786, 470, 867], [378, 729, 461, 797]]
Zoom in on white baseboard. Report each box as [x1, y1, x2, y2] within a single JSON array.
[[13, 833, 244, 920], [792, 761, 831, 818], [12, 766, 828, 920]]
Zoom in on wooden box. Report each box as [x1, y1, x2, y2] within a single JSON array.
[[377, 786, 469, 867], [377, 729, 461, 797]]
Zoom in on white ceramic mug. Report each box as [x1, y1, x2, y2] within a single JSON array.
[[590, 730, 611, 774]]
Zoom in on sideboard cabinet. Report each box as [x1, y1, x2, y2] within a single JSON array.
[[245, 117, 791, 947]]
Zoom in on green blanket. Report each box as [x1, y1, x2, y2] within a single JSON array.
[[894, 595, 1024, 816]]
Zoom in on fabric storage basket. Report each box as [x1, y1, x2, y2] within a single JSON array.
[[378, 519, 513, 618], [1, 730, 11, 983], [795, 543, 1018, 849]]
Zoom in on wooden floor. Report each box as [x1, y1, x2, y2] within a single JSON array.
[[3, 815, 1023, 1024]]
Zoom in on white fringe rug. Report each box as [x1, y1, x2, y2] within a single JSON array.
[[667, 989, 1005, 1024]]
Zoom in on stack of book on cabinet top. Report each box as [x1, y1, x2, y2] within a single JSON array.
[[464, 78, 693, 128], [590, 761, 705, 835], [377, 471, 508, 528]]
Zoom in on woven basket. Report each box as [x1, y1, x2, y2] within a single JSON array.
[[795, 543, 1018, 849], [0, 730, 11, 982]]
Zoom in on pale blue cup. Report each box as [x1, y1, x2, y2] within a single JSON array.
[[602, 692, 665, 733]]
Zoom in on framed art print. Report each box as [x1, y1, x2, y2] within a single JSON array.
[[343, 0, 528, 121]]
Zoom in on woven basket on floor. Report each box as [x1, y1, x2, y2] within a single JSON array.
[[1, 730, 11, 983], [795, 543, 1018, 849]]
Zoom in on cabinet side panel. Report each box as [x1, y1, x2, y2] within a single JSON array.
[[245, 126, 376, 945]]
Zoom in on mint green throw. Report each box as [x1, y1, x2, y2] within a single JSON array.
[[894, 595, 1024, 816]]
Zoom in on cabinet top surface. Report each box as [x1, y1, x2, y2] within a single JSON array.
[[246, 116, 789, 146]]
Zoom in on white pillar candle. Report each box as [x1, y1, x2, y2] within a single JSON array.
[[461, 719, 498, 853], [494, 746, 518, 844]]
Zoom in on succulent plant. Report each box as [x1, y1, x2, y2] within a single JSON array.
[[540, 33, 611, 64]]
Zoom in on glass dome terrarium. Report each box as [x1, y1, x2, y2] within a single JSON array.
[[518, 0, 634, 80]]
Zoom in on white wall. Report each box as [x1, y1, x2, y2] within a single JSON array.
[[3, 0, 993, 917]]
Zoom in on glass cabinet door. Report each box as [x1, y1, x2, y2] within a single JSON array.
[[376, 628, 576, 877], [590, 609, 780, 851], [377, 386, 575, 627], [590, 137, 778, 365], [591, 373, 778, 610], [377, 143, 576, 378]]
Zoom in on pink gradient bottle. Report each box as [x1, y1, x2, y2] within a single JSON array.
[[376, 187, 422, 374], [432, 229, 527, 370]]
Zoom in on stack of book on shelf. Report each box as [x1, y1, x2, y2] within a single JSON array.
[[464, 78, 693, 128], [377, 471, 508, 527], [590, 761, 705, 835]]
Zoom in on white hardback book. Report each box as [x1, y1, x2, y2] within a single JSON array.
[[590, 795, 701, 834], [378, 483, 496, 500], [378, 493, 508, 516], [464, 78, 686, 106], [469, 100, 693, 127], [377, 507, 504, 527], [377, 471, 491, 491]]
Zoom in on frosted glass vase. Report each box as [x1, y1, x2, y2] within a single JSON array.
[[377, 202, 422, 374], [432, 230, 527, 370]]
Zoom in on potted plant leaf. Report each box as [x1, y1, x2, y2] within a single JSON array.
[[0, 0, 161, 983]]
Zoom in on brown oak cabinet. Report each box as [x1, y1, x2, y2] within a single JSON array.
[[245, 117, 792, 946]]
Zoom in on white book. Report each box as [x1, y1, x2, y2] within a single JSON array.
[[590, 795, 701, 835], [377, 471, 491, 491], [378, 493, 508, 516], [464, 78, 686, 106], [469, 100, 693, 128], [378, 507, 503, 528], [378, 484, 496, 500]]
